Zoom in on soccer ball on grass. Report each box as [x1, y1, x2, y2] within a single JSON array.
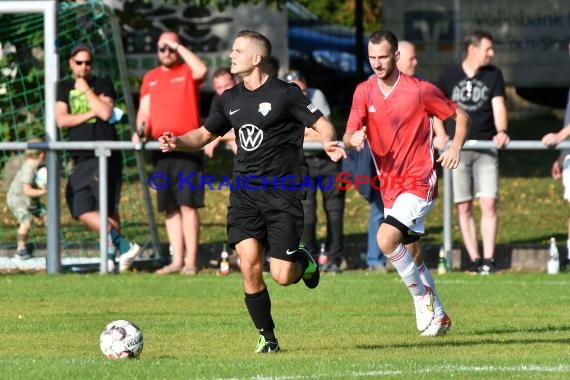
[[99, 320, 144, 359]]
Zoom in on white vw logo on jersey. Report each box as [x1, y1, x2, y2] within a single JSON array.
[[238, 124, 264, 151]]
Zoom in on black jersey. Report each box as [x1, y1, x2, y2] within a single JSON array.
[[205, 76, 323, 183], [56, 76, 118, 159], [437, 65, 506, 140]]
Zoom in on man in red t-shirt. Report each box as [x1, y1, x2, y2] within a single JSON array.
[[134, 31, 207, 275], [344, 30, 470, 336]]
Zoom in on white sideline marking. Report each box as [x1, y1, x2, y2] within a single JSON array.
[[215, 364, 570, 380]]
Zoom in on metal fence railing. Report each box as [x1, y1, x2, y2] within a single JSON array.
[[2, 139, 570, 274], [441, 140, 570, 269]]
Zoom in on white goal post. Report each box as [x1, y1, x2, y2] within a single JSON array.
[[1, 1, 60, 273]]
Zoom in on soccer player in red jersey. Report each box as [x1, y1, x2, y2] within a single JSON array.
[[344, 30, 470, 336]]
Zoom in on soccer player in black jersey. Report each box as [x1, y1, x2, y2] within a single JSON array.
[[159, 30, 345, 353]]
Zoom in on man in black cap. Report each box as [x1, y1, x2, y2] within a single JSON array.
[[55, 43, 141, 273]]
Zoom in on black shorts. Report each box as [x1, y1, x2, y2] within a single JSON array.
[[153, 151, 205, 213], [66, 156, 122, 218], [227, 187, 304, 262]]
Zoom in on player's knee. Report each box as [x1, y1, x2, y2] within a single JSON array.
[[272, 274, 291, 286], [377, 217, 405, 253], [269, 261, 296, 286], [376, 232, 398, 254]]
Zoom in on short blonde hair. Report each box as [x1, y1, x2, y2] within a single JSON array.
[[236, 30, 272, 60], [25, 137, 45, 158]]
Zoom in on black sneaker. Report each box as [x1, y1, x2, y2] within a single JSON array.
[[323, 262, 343, 274], [465, 258, 482, 274], [479, 259, 496, 275], [255, 335, 280, 353], [14, 248, 32, 260], [299, 247, 320, 289]]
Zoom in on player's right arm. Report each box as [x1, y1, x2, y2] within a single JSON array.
[[343, 84, 367, 150], [159, 127, 217, 153], [343, 126, 367, 150]]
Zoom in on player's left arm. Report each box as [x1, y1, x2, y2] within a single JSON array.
[[437, 107, 470, 169], [491, 96, 509, 148], [310, 116, 346, 162]]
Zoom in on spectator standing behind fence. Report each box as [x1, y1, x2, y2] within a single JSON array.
[[434, 30, 509, 275], [133, 31, 208, 276], [284, 69, 346, 273], [203, 66, 238, 158], [159, 30, 345, 353], [344, 30, 470, 336], [342, 143, 387, 272], [542, 62, 570, 266], [7, 138, 47, 260], [55, 43, 140, 273]]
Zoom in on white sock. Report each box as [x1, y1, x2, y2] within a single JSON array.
[[418, 262, 444, 318], [566, 240, 570, 260], [385, 244, 426, 296]]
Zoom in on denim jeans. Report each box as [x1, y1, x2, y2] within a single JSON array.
[[367, 195, 387, 267]]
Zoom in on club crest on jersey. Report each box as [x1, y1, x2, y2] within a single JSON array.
[[258, 102, 272, 116], [307, 103, 318, 113], [238, 124, 264, 151]]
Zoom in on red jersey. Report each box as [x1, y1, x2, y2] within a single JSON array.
[[140, 63, 202, 138], [346, 73, 457, 208]]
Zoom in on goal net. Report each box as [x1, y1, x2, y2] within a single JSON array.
[[0, 1, 158, 266]]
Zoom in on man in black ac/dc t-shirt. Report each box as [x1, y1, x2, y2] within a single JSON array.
[[159, 30, 346, 354], [434, 30, 509, 275]]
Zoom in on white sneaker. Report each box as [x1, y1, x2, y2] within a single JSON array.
[[107, 259, 116, 273], [119, 243, 141, 273], [420, 313, 451, 337], [413, 287, 435, 332]]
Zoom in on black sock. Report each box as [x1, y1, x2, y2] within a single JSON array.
[[291, 248, 309, 284], [244, 288, 276, 342]]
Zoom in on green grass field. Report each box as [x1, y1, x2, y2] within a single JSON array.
[[1, 271, 569, 379]]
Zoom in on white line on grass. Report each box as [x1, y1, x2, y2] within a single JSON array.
[[215, 363, 570, 380]]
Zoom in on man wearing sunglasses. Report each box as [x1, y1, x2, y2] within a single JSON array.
[[134, 31, 208, 276], [55, 43, 141, 273]]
